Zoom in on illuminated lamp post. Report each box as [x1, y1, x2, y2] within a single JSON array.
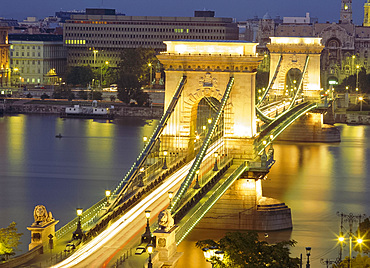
[[100, 61, 109, 88], [356, 65, 360, 103], [168, 191, 173, 207], [147, 243, 154, 268], [138, 167, 145, 187], [143, 136, 148, 147], [73, 208, 83, 240], [105, 190, 111, 206], [305, 247, 311, 268], [202, 246, 224, 267], [162, 150, 168, 170], [359, 96, 363, 111], [93, 49, 98, 66], [213, 152, 219, 171], [148, 62, 152, 90], [142, 210, 152, 244]]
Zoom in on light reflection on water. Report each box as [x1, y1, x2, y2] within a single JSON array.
[[0, 116, 369, 268]]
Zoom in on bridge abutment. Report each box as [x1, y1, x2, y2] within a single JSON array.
[[276, 112, 341, 142], [196, 174, 292, 231]]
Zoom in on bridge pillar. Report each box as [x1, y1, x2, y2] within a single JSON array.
[[267, 37, 324, 99], [196, 173, 292, 231], [157, 40, 263, 159], [276, 112, 341, 142]]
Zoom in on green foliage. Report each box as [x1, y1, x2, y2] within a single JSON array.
[[355, 217, 370, 254], [117, 48, 157, 106], [53, 85, 75, 100], [336, 67, 368, 93], [65, 66, 94, 86], [0, 222, 23, 260], [196, 231, 300, 268], [334, 255, 370, 268]]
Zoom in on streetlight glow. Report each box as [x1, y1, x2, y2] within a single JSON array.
[[105, 190, 111, 198], [145, 210, 151, 219], [76, 208, 83, 216]]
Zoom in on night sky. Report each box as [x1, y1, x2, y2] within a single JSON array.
[[0, 0, 367, 25]]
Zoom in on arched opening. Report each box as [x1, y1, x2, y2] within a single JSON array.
[[188, 96, 223, 158], [285, 68, 302, 97]]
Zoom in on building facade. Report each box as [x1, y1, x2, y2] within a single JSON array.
[[63, 8, 239, 68], [0, 22, 10, 88], [9, 34, 67, 85]]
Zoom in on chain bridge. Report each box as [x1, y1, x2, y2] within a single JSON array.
[[45, 38, 330, 267]]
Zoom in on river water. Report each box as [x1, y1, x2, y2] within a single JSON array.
[[0, 114, 369, 267]]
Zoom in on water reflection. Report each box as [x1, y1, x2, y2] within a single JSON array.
[[0, 116, 369, 268]]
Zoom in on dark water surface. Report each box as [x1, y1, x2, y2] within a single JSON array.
[[0, 115, 369, 267]]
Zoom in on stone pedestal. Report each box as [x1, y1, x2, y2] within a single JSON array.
[[152, 226, 183, 267], [196, 177, 292, 231], [27, 220, 59, 251]]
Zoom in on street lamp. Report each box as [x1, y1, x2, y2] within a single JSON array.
[[93, 49, 98, 66], [213, 152, 219, 171], [359, 96, 363, 111], [105, 190, 111, 206], [168, 191, 173, 207], [162, 150, 168, 170], [305, 247, 311, 268], [73, 208, 83, 240], [148, 62, 152, 90], [142, 210, 152, 244], [147, 243, 154, 268], [100, 61, 109, 88], [202, 246, 224, 267]]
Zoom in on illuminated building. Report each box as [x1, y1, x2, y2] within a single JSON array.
[[64, 8, 239, 68], [9, 34, 67, 85], [0, 22, 10, 88]]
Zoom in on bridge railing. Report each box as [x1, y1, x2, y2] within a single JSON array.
[[55, 197, 106, 240], [175, 161, 248, 244]]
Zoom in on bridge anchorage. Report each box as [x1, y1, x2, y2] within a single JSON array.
[[43, 38, 341, 268]]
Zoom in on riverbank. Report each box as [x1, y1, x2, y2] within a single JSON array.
[[1, 99, 163, 119]]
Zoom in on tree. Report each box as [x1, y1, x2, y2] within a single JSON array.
[[65, 66, 94, 86], [355, 217, 370, 254], [0, 222, 23, 260], [334, 255, 370, 268], [196, 231, 300, 268], [116, 48, 157, 106]]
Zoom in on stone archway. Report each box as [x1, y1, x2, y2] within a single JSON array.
[[158, 40, 263, 158], [267, 37, 324, 98]]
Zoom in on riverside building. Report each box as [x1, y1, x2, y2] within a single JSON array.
[[63, 8, 239, 68]]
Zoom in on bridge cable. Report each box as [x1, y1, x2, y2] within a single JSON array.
[[257, 54, 283, 108], [170, 76, 234, 214], [110, 75, 187, 209], [288, 55, 310, 110]]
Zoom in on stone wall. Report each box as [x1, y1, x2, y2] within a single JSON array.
[[3, 102, 163, 119]]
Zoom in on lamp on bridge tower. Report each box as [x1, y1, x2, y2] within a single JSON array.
[[213, 152, 219, 171], [138, 167, 145, 187]]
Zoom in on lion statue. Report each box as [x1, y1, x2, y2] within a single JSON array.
[[158, 209, 174, 232], [33, 205, 54, 225]]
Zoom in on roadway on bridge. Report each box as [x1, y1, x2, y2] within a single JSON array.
[[51, 142, 222, 267]]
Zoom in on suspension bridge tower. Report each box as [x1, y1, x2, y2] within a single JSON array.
[[268, 37, 324, 99], [158, 40, 263, 160]]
